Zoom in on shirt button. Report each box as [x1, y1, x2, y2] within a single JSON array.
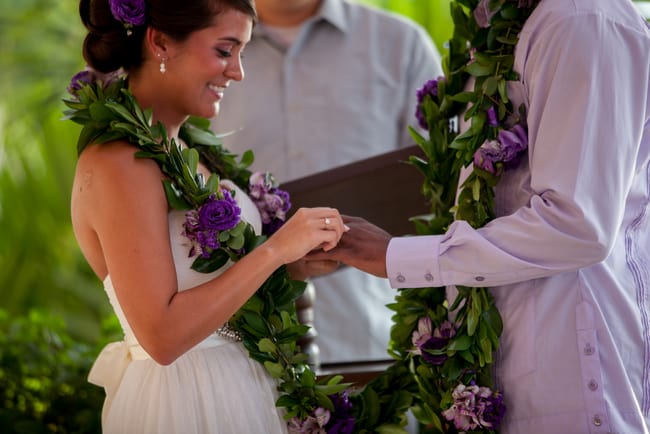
[[584, 343, 595, 356], [593, 415, 603, 427], [475, 276, 485, 282], [588, 379, 598, 391], [396, 274, 406, 283], [424, 273, 434, 282]]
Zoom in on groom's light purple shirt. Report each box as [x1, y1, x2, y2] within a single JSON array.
[[387, 0, 650, 432]]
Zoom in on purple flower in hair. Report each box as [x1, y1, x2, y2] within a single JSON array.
[[415, 77, 443, 129], [109, 0, 146, 27]]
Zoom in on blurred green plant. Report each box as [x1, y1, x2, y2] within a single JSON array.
[[359, 0, 454, 53], [0, 309, 120, 433], [0, 0, 110, 342]]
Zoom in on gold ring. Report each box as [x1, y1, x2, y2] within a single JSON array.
[[324, 217, 331, 225]]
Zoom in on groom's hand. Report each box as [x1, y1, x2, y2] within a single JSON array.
[[307, 215, 391, 278], [287, 258, 341, 281]]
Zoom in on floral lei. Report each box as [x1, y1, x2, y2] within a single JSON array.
[[64, 71, 358, 431], [66, 0, 539, 432], [377, 0, 540, 432]]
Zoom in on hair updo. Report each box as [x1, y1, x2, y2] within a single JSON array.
[[80, 0, 256, 73]]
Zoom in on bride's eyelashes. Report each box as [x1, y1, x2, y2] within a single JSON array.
[[215, 48, 232, 58]]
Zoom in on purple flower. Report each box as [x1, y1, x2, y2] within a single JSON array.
[[441, 383, 506, 431], [67, 70, 95, 95], [415, 77, 443, 129], [199, 190, 241, 231], [486, 106, 499, 127], [473, 124, 528, 175], [183, 190, 241, 258], [518, 0, 535, 8], [109, 0, 146, 26], [67, 68, 124, 98], [412, 318, 456, 365], [248, 172, 291, 235], [288, 407, 329, 434], [326, 392, 355, 433], [287, 392, 355, 434], [474, 0, 497, 28]]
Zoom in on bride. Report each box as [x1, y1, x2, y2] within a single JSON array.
[[69, 0, 345, 432]]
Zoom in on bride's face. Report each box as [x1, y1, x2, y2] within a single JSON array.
[[160, 9, 253, 121]]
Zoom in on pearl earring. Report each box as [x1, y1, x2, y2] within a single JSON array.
[[157, 53, 167, 74]]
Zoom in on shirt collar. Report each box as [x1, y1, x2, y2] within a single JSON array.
[[252, 0, 348, 38]]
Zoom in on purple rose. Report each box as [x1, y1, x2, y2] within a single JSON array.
[[109, 0, 146, 26], [183, 191, 241, 258], [198, 191, 241, 232], [415, 77, 443, 129]]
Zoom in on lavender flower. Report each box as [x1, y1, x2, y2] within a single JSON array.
[[441, 383, 506, 431], [183, 190, 241, 257], [474, 0, 497, 28], [473, 124, 528, 174], [288, 407, 330, 434], [411, 317, 456, 365], [415, 77, 443, 129], [109, 0, 146, 26], [248, 172, 291, 235]]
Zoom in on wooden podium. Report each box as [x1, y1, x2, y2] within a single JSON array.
[[281, 145, 430, 384], [281, 145, 429, 236]]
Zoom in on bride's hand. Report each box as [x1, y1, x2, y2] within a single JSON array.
[[267, 207, 348, 265]]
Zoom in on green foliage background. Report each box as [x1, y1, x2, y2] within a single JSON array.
[[0, 0, 646, 432]]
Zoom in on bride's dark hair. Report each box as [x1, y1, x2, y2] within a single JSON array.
[[80, 0, 256, 73]]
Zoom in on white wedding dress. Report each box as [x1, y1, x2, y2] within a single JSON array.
[[88, 181, 288, 434]]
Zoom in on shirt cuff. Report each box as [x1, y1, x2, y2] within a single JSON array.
[[386, 235, 442, 288]]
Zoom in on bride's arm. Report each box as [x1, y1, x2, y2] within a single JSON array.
[[79, 141, 345, 365]]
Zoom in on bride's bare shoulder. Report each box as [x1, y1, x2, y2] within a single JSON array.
[[74, 140, 164, 193]]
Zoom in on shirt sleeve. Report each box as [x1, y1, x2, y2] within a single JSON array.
[[387, 12, 648, 289]]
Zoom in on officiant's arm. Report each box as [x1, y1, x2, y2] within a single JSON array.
[[309, 215, 391, 279]]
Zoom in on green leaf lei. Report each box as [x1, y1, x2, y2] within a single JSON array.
[[372, 0, 540, 432], [63, 73, 354, 431]]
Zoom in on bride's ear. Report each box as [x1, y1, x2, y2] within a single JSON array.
[[144, 27, 172, 62]]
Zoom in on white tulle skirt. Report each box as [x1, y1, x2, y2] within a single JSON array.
[[90, 336, 288, 434]]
